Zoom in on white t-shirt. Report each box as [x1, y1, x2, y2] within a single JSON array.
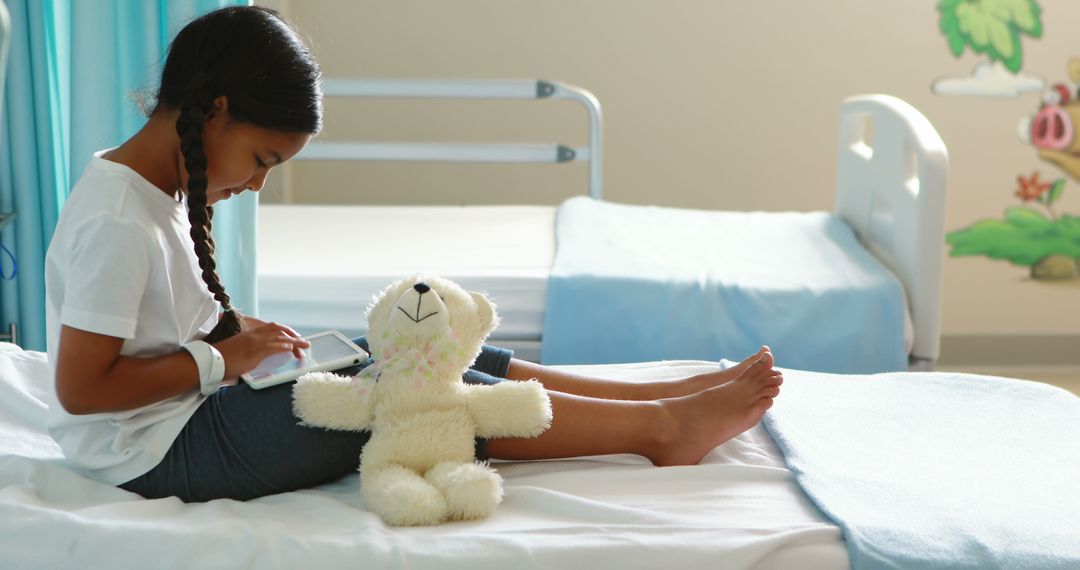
[[44, 150, 221, 486]]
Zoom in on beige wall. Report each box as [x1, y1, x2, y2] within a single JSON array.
[[263, 0, 1080, 343]]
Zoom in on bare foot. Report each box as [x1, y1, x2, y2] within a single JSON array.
[[647, 353, 783, 467], [651, 346, 775, 399]]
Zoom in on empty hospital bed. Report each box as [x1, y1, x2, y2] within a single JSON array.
[[257, 79, 947, 371]]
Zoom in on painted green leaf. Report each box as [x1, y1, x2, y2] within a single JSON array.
[[946, 210, 1080, 266], [1000, 28, 1023, 72], [1003, 206, 1050, 229], [1048, 179, 1066, 205], [988, 17, 1014, 58], [942, 20, 967, 56], [945, 28, 967, 57], [938, 0, 963, 13], [938, 0, 967, 56], [1058, 214, 1080, 232], [957, 4, 991, 48], [1004, 0, 1043, 36]]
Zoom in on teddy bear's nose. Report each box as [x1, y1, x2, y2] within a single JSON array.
[[413, 283, 431, 294]]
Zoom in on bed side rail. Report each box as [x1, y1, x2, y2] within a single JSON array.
[[297, 78, 603, 200], [834, 94, 948, 363]]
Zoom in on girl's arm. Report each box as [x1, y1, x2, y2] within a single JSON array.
[[55, 325, 201, 415], [55, 322, 309, 415]]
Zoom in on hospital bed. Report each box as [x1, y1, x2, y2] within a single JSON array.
[[0, 345, 847, 569], [4, 340, 1078, 569], [257, 79, 947, 370]]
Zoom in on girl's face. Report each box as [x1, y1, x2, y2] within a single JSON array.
[[182, 97, 312, 205]]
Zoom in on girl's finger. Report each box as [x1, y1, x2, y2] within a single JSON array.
[[273, 323, 308, 345], [266, 342, 294, 356]]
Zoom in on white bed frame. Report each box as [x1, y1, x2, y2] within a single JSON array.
[[282, 79, 948, 369], [834, 95, 948, 368]]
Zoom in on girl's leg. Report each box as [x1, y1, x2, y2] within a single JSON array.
[[119, 341, 513, 502], [487, 354, 783, 466], [118, 338, 781, 501], [118, 380, 371, 502], [504, 347, 778, 400]]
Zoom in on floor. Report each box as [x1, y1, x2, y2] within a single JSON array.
[[938, 365, 1080, 396]]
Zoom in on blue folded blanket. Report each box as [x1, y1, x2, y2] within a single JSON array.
[[542, 197, 907, 372], [755, 365, 1080, 570]]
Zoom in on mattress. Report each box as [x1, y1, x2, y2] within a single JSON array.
[[0, 343, 847, 570], [257, 204, 912, 362]]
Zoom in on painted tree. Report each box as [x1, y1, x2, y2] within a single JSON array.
[[938, 0, 1043, 73]]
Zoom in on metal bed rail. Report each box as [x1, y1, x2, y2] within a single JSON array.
[[296, 78, 603, 199]]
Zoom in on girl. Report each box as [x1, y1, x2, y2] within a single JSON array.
[[44, 6, 783, 502]]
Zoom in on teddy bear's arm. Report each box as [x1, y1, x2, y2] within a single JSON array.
[[292, 371, 376, 431], [466, 380, 553, 439]]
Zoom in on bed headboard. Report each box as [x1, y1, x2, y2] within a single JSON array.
[[834, 95, 948, 364], [297, 78, 603, 200]]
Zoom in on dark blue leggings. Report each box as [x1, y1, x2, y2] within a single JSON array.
[[118, 337, 513, 502]]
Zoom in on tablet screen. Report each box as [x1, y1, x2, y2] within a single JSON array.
[[308, 333, 364, 362], [245, 333, 366, 381]]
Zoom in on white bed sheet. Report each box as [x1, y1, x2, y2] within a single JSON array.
[[257, 204, 913, 362], [0, 342, 846, 570]]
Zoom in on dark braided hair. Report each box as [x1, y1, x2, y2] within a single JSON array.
[[154, 6, 322, 344]]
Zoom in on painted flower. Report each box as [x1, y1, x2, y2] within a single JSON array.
[[1015, 171, 1051, 202]]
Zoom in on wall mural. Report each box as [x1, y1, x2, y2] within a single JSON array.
[[932, 0, 1045, 97], [938, 1, 1080, 281]]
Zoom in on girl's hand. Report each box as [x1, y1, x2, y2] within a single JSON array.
[[234, 315, 306, 356], [212, 321, 311, 380], [238, 315, 309, 360]]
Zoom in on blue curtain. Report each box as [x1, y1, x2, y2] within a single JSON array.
[[0, 0, 254, 352]]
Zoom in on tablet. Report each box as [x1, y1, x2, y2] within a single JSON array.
[[240, 330, 370, 390]]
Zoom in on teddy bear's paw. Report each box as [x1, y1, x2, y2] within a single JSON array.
[[425, 461, 504, 521], [292, 372, 374, 431], [361, 464, 448, 526]]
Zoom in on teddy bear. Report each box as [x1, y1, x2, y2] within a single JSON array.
[[291, 274, 553, 526]]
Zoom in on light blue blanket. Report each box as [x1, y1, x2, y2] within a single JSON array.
[[542, 197, 908, 372], [755, 365, 1080, 570]]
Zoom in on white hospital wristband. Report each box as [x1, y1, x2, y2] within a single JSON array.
[[181, 340, 226, 396]]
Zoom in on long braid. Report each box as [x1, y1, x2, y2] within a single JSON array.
[[154, 6, 321, 344], [176, 73, 244, 344]]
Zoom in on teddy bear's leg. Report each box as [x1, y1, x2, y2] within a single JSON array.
[[361, 463, 449, 526], [424, 461, 504, 521]]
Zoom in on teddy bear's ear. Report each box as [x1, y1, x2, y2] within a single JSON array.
[[365, 284, 395, 326], [367, 275, 419, 329], [469, 291, 499, 338]]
